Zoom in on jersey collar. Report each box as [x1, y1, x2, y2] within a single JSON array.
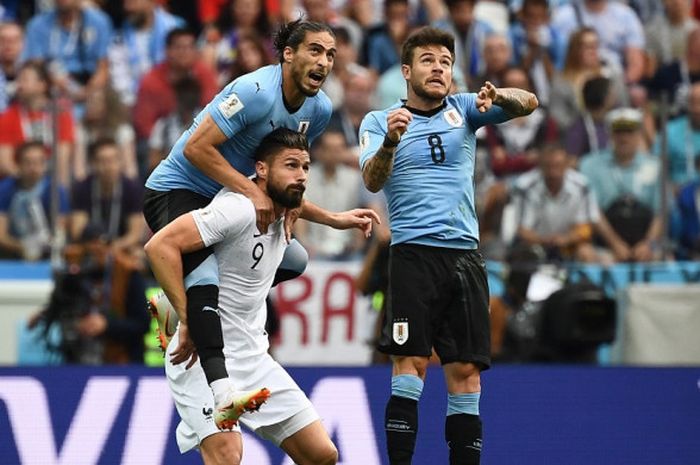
[[401, 100, 447, 118]]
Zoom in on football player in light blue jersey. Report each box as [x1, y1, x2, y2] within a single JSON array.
[[143, 19, 379, 427], [359, 27, 538, 465]]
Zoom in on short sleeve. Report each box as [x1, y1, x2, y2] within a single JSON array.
[[358, 112, 387, 170], [191, 191, 254, 247], [208, 80, 267, 139], [306, 95, 333, 145], [458, 93, 510, 130]]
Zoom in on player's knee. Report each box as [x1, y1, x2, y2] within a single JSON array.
[[449, 362, 481, 392], [393, 356, 430, 379], [201, 435, 242, 465], [312, 443, 338, 465]]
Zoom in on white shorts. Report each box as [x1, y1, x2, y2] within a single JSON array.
[[165, 332, 319, 453]]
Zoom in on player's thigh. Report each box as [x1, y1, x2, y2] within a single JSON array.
[[378, 244, 444, 358], [280, 419, 338, 465], [434, 250, 491, 370], [200, 431, 243, 465]]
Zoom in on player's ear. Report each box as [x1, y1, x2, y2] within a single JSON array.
[[283, 46, 294, 64], [401, 64, 411, 80], [255, 160, 268, 180]]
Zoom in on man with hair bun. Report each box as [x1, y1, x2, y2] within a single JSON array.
[[144, 18, 378, 432]]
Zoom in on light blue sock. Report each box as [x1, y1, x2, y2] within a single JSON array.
[[447, 392, 480, 416], [391, 375, 424, 401]]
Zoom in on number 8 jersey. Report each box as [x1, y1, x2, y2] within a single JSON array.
[[359, 94, 510, 250]]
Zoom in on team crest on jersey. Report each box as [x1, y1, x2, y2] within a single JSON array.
[[393, 322, 409, 345], [218, 92, 245, 118], [360, 131, 370, 152], [444, 108, 463, 127], [298, 120, 310, 134]]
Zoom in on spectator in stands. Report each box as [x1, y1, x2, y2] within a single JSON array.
[[580, 108, 662, 262], [0, 21, 24, 112], [645, 0, 698, 78], [549, 27, 626, 131], [45, 224, 149, 364], [430, 0, 493, 85], [0, 61, 75, 185], [363, 0, 412, 76], [294, 130, 365, 259], [302, 0, 364, 51], [473, 33, 513, 89], [565, 76, 613, 159], [552, 0, 645, 84], [70, 138, 145, 255], [510, 145, 600, 262], [77, 86, 137, 180], [23, 0, 112, 105], [227, 32, 274, 82], [0, 141, 69, 260], [323, 26, 366, 109], [648, 27, 700, 117], [675, 154, 700, 258], [655, 82, 700, 189], [509, 0, 565, 106], [200, 0, 273, 87], [485, 67, 558, 179], [108, 0, 186, 107], [148, 77, 202, 173], [328, 69, 376, 151], [132, 28, 217, 176]]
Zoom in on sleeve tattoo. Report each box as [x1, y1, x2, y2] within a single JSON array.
[[493, 88, 539, 117], [362, 145, 396, 193]]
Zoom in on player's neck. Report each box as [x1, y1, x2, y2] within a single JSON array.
[[405, 94, 445, 113], [281, 66, 306, 111]]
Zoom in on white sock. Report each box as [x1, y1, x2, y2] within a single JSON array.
[[210, 378, 234, 405]]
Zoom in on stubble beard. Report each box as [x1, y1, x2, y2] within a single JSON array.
[[268, 181, 304, 209]]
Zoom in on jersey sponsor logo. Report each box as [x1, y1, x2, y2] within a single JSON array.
[[360, 131, 370, 153], [218, 92, 245, 118], [393, 322, 409, 345], [444, 108, 463, 128], [298, 120, 310, 134]]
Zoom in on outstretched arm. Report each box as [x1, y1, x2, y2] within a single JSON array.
[[476, 81, 539, 118]]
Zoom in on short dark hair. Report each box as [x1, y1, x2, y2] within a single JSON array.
[[254, 128, 309, 162], [87, 137, 118, 163], [445, 0, 476, 9], [15, 140, 46, 163], [401, 27, 455, 65], [19, 60, 51, 86], [582, 76, 611, 111], [273, 18, 335, 63], [165, 28, 194, 47]]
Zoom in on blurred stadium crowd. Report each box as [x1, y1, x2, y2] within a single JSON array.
[[1, 0, 700, 364]]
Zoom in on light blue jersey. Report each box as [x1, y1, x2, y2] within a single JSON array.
[[359, 94, 510, 249], [146, 64, 332, 198]]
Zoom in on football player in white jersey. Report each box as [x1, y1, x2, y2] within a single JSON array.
[[145, 128, 338, 465]]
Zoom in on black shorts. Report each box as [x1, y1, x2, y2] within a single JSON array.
[[143, 188, 213, 276], [378, 244, 491, 369]]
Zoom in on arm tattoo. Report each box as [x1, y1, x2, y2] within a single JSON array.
[[493, 88, 539, 117], [362, 145, 396, 193]]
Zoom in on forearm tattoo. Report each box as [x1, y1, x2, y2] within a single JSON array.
[[494, 88, 539, 117], [362, 145, 395, 193]]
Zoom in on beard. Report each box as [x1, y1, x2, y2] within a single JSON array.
[[128, 12, 148, 28], [291, 64, 319, 97], [411, 79, 449, 101], [268, 180, 304, 209]]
